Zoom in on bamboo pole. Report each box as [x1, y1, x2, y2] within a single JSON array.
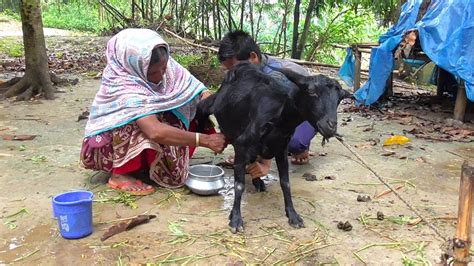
[[454, 161, 474, 265], [353, 48, 362, 92]]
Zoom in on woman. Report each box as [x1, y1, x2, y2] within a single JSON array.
[[80, 29, 226, 195]]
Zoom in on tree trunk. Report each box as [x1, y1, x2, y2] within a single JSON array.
[[249, 0, 254, 38], [216, 0, 222, 39], [291, 0, 301, 59], [239, 0, 245, 30], [212, 0, 218, 39], [205, 1, 210, 38], [4, 0, 55, 100], [255, 2, 263, 40], [295, 0, 315, 59], [282, 0, 289, 58], [201, 0, 205, 39], [131, 0, 136, 22], [227, 0, 232, 31]]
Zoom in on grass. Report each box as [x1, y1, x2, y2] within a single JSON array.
[[0, 10, 20, 21], [94, 190, 140, 209], [173, 54, 205, 69], [0, 37, 24, 58], [3, 208, 29, 230], [27, 155, 48, 164], [173, 53, 220, 69], [41, 2, 104, 33]]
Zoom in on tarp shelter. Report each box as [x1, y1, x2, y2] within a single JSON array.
[[339, 0, 474, 106]]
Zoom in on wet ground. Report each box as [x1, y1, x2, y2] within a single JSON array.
[[0, 75, 473, 265]]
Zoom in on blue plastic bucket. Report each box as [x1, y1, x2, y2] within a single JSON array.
[[52, 190, 93, 239]]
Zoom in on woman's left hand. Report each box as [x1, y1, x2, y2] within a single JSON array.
[[200, 90, 213, 100]]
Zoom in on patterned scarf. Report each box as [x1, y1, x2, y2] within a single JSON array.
[[85, 28, 206, 137]]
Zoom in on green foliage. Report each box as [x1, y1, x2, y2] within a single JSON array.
[[1, 0, 389, 67], [41, 1, 103, 33], [173, 53, 220, 69], [0, 37, 23, 57], [0, 10, 20, 21], [173, 54, 203, 69], [308, 8, 386, 65]]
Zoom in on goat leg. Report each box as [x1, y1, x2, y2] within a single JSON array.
[[229, 155, 246, 233], [275, 150, 305, 229], [252, 177, 266, 192]]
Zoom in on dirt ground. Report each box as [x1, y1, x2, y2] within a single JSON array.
[[0, 73, 473, 265], [1, 22, 474, 265]]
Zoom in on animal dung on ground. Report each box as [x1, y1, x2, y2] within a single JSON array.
[[377, 211, 385, 220], [357, 195, 371, 202], [303, 172, 318, 181], [337, 221, 352, 231], [381, 150, 396, 157], [77, 110, 90, 122], [324, 175, 336, 180]]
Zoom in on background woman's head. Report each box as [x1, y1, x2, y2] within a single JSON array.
[[147, 46, 169, 84]]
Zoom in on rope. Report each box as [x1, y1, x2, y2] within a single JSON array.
[[336, 136, 448, 241]]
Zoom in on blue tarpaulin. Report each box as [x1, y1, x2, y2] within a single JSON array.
[[339, 0, 474, 105], [338, 48, 355, 87]]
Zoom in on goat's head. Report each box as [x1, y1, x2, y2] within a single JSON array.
[[279, 68, 352, 142]]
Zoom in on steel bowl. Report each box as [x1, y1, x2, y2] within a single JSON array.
[[186, 164, 225, 195]]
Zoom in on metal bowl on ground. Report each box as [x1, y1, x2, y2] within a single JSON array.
[[186, 164, 225, 195]]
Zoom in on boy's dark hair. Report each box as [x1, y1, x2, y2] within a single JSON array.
[[150, 46, 169, 65], [218, 30, 262, 62]]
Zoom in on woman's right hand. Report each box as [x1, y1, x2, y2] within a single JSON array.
[[200, 133, 227, 154]]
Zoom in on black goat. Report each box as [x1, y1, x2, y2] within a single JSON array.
[[196, 63, 351, 233]]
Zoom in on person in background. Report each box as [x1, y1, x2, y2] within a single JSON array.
[[218, 30, 317, 179]]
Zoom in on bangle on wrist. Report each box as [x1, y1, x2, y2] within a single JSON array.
[[195, 133, 200, 147]]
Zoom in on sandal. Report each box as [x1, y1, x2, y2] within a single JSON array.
[[108, 179, 155, 196]]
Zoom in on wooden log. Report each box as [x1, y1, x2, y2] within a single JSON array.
[[454, 82, 467, 122], [454, 161, 474, 266], [385, 72, 393, 97], [353, 48, 362, 92]]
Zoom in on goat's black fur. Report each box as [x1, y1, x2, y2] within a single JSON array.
[[196, 63, 351, 233]]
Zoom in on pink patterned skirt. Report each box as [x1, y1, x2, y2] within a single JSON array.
[[80, 113, 189, 188]]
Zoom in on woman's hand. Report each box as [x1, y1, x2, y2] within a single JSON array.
[[200, 133, 227, 154], [200, 89, 213, 100], [247, 159, 271, 178]]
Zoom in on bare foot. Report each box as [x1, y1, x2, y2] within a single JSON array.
[[108, 174, 154, 195], [291, 150, 310, 165]]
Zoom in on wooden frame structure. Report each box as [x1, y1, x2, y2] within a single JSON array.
[[351, 43, 469, 121]]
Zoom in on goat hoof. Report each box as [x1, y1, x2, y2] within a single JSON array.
[[252, 178, 266, 192], [288, 214, 305, 229], [229, 216, 244, 234], [229, 225, 244, 234]]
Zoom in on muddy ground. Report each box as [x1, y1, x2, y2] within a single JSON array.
[[1, 24, 474, 265]]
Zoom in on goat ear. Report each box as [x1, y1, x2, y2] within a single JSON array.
[[306, 83, 321, 97], [269, 67, 307, 86], [340, 89, 353, 99]]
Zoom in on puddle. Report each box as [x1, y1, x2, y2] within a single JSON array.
[[218, 174, 278, 211], [219, 175, 235, 211], [0, 224, 54, 263]]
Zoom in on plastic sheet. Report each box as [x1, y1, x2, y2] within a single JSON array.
[[343, 0, 474, 105]]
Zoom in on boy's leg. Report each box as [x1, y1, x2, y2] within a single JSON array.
[[288, 121, 317, 165]]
